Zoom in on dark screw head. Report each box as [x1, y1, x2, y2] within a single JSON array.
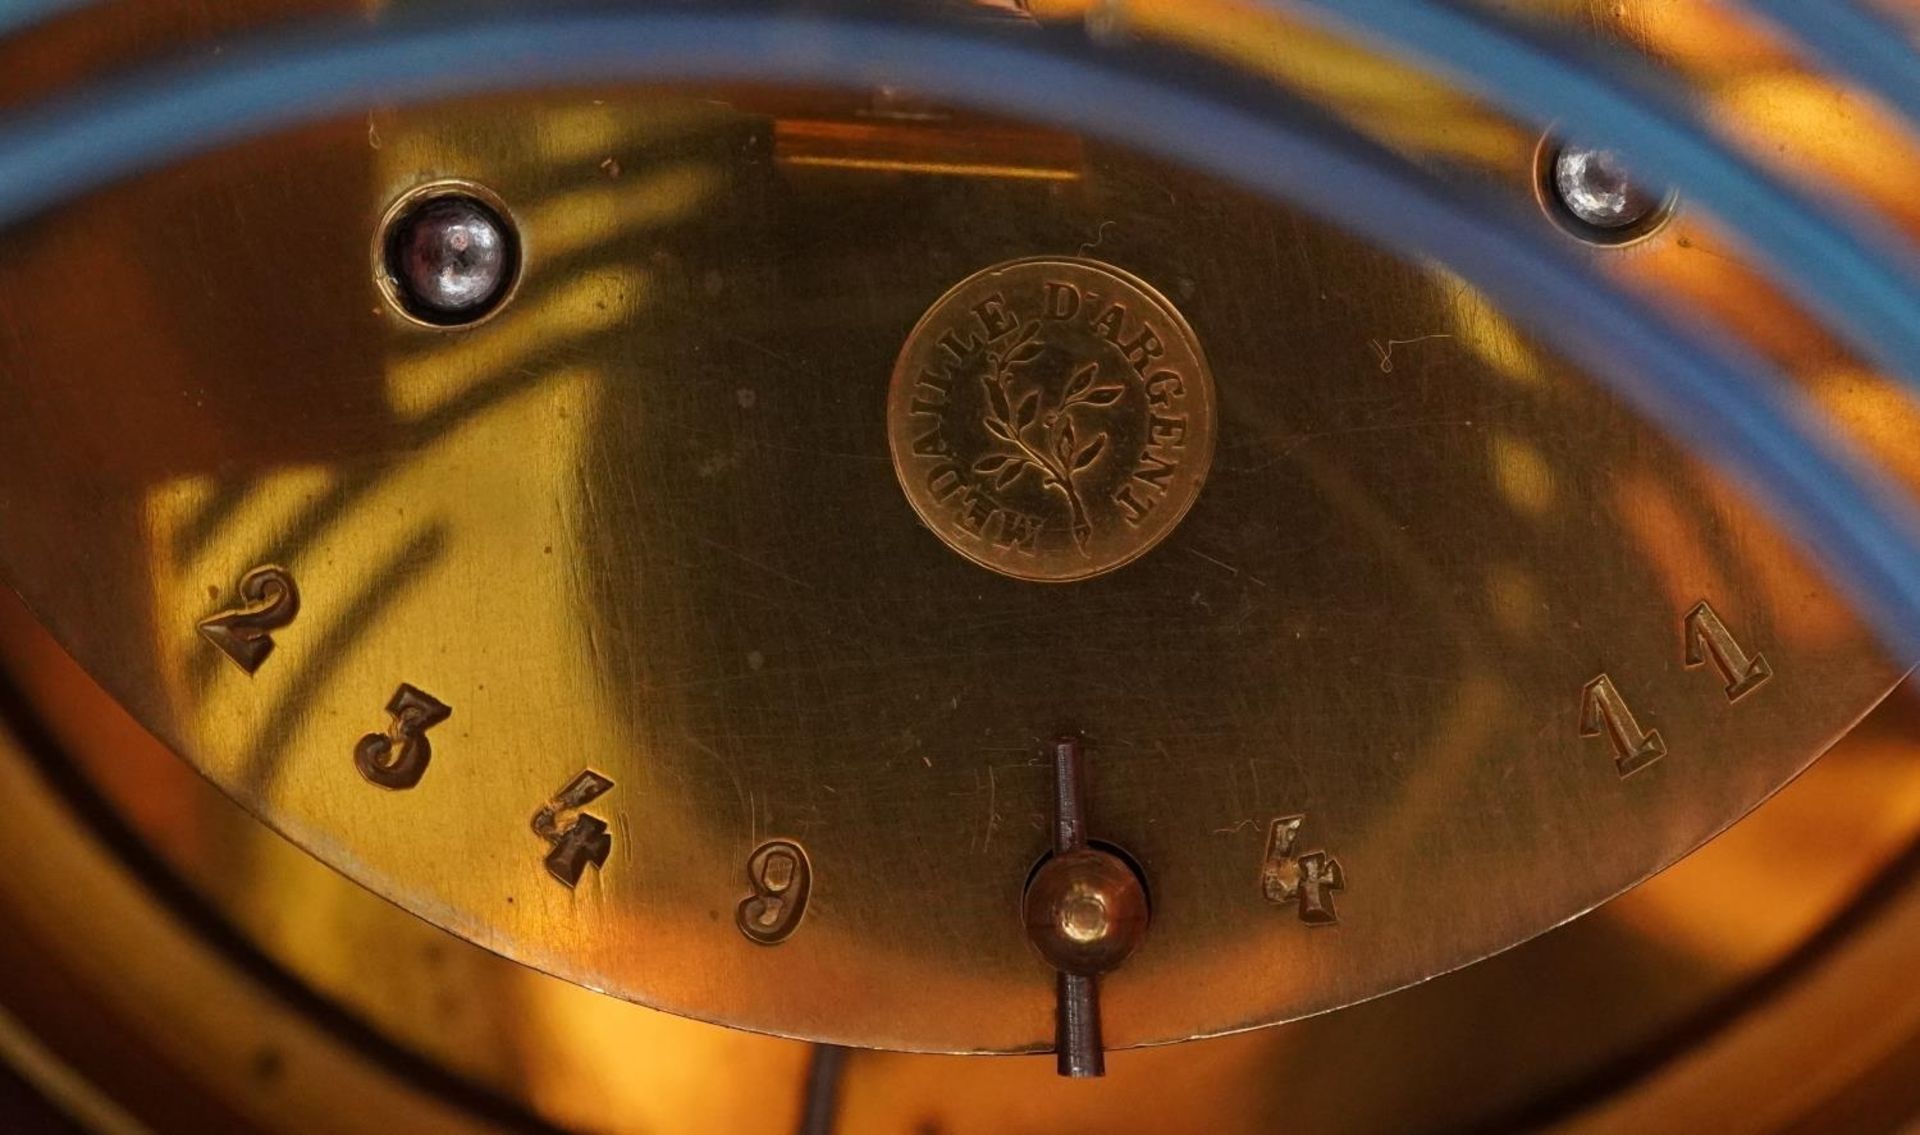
[[380, 187, 517, 325], [1023, 847, 1149, 977]]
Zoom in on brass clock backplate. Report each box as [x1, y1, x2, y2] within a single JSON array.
[[0, 58, 1907, 1051]]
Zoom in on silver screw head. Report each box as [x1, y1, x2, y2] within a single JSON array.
[[385, 193, 515, 323], [1552, 145, 1662, 231]]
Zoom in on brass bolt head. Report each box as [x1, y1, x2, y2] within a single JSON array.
[[1023, 848, 1149, 977]]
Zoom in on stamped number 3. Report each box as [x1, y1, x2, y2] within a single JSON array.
[[354, 684, 451, 790]]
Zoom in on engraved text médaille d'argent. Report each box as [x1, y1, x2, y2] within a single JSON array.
[[887, 257, 1216, 582]]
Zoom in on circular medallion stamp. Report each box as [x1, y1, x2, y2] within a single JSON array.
[[888, 257, 1216, 582]]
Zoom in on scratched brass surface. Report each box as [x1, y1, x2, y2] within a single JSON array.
[[7, 591, 1920, 1132], [1, 0, 1917, 1055], [0, 590, 811, 1135]]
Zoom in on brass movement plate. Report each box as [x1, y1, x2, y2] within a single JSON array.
[[9, 581, 1920, 1132], [0, 67, 1908, 1052], [888, 256, 1215, 582]]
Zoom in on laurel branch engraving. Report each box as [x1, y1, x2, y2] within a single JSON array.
[[973, 320, 1125, 554]]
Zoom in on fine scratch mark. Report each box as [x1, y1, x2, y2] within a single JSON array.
[[1367, 332, 1454, 373], [1078, 219, 1116, 258], [724, 330, 809, 372], [693, 534, 815, 590], [1228, 411, 1504, 475], [1212, 819, 1258, 836], [983, 766, 1000, 853], [688, 732, 752, 845], [619, 812, 635, 865], [1676, 235, 1734, 264], [1187, 546, 1270, 588]]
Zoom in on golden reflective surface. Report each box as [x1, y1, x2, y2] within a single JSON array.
[[6, 587, 1920, 1131], [0, 1, 1915, 1054]]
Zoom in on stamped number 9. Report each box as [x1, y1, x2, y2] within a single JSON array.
[[736, 839, 812, 946]]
